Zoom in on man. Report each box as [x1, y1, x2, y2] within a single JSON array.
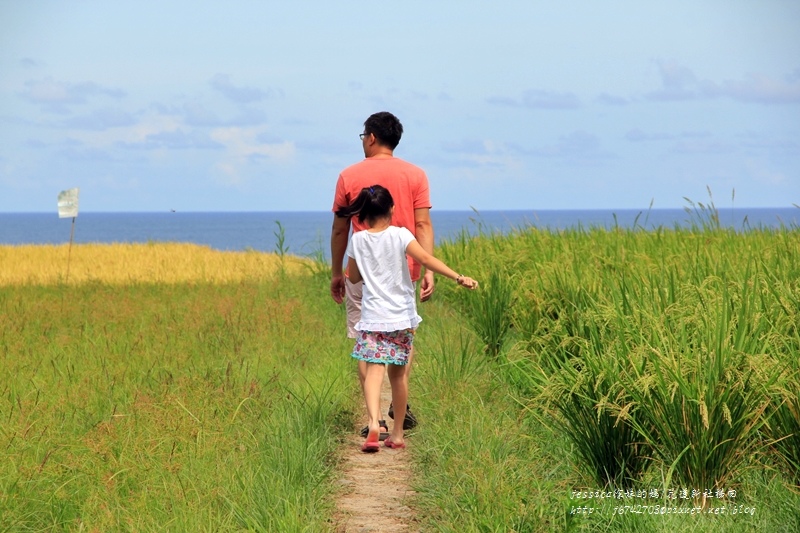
[[330, 111, 434, 436]]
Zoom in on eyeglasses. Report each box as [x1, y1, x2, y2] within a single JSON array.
[[359, 133, 369, 140]]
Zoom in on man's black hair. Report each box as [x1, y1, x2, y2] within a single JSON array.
[[363, 111, 403, 150]]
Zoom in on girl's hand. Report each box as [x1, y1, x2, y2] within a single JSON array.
[[456, 275, 478, 290]]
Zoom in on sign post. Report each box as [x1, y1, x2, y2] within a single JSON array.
[[57, 188, 80, 282]]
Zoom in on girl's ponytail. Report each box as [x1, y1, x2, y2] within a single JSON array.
[[336, 184, 394, 223]]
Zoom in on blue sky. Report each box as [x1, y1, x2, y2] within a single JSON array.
[[1, 1, 798, 212]]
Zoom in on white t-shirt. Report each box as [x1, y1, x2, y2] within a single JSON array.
[[346, 225, 422, 332]]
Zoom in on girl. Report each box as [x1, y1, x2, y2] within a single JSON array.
[[336, 184, 478, 452]]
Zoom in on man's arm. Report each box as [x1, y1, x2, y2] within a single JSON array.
[[414, 207, 435, 301], [330, 214, 350, 304]]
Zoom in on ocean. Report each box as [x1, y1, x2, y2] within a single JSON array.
[[1, 208, 797, 259]]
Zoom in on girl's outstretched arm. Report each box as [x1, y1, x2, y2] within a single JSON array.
[[405, 240, 478, 289]]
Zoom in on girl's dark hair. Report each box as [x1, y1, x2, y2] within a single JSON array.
[[335, 184, 394, 223]]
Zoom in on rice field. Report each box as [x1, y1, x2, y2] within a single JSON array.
[[0, 243, 308, 285], [2, 207, 798, 531], [426, 209, 800, 531], [0, 247, 354, 531]]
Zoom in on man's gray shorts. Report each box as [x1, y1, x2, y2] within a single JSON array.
[[345, 278, 363, 339]]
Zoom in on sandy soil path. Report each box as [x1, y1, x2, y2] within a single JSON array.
[[334, 372, 417, 532]]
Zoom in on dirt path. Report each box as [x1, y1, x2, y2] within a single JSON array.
[[334, 372, 417, 532]]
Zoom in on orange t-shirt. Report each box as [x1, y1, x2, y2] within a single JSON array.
[[332, 157, 432, 281]]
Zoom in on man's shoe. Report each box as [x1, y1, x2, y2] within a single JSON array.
[[359, 420, 389, 441], [388, 403, 418, 430]]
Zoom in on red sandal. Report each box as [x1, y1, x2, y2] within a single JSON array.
[[383, 437, 406, 449], [361, 429, 380, 453], [361, 440, 380, 452]]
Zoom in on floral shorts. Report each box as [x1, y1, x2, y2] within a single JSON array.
[[351, 329, 415, 366]]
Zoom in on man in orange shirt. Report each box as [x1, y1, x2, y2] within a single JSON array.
[[331, 111, 434, 435]]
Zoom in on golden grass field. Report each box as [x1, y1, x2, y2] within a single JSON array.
[[0, 243, 310, 285]]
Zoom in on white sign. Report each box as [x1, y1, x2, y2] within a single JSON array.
[[57, 188, 80, 218]]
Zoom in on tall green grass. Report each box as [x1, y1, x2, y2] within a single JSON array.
[[767, 344, 800, 484], [428, 207, 799, 531], [410, 302, 571, 531], [0, 272, 356, 531], [464, 269, 515, 357]]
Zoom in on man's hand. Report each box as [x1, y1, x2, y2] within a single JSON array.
[[420, 270, 435, 301], [331, 274, 346, 304]]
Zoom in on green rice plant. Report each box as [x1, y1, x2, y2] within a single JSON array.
[[626, 349, 774, 492], [509, 287, 546, 348], [623, 271, 780, 493], [426, 218, 800, 530], [533, 317, 652, 488], [511, 251, 654, 486], [273, 219, 289, 277], [765, 327, 800, 484], [273, 219, 289, 258], [499, 345, 544, 400], [682, 186, 723, 232], [466, 269, 515, 357], [768, 384, 800, 485], [426, 327, 486, 383], [540, 270, 598, 369]]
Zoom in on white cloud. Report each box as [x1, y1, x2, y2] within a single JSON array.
[[62, 107, 136, 130], [646, 61, 800, 105], [671, 140, 737, 155], [625, 129, 675, 142], [132, 130, 224, 150], [209, 127, 294, 160], [67, 110, 182, 149], [745, 159, 787, 185], [462, 140, 523, 168], [19, 57, 42, 68], [183, 102, 267, 127], [625, 129, 711, 142], [208, 126, 296, 184], [531, 130, 612, 160], [209, 74, 279, 103], [596, 93, 630, 106], [20, 77, 125, 112], [719, 72, 800, 104], [487, 89, 582, 109]]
